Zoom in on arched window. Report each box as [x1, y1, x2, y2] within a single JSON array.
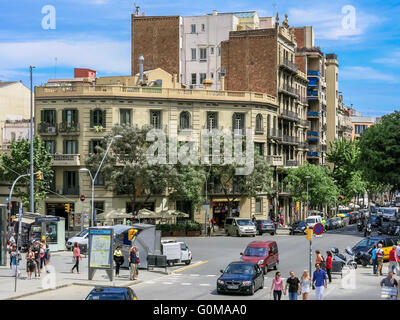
[[255, 114, 263, 133], [267, 115, 271, 134], [179, 111, 191, 130]]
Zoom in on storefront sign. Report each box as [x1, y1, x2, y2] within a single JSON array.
[[34, 216, 60, 223]]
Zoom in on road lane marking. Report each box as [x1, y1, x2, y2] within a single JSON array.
[[199, 283, 211, 286], [181, 283, 192, 285], [190, 274, 200, 277], [206, 275, 216, 277], [162, 282, 173, 285], [173, 261, 208, 273]]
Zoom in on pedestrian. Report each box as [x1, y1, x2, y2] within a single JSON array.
[[251, 215, 256, 224], [284, 271, 301, 300], [129, 246, 139, 280], [371, 245, 378, 275], [388, 245, 399, 274], [9, 233, 16, 245], [280, 214, 284, 227], [300, 270, 312, 300], [113, 245, 124, 278], [32, 241, 41, 278], [325, 251, 333, 283], [270, 271, 284, 300], [315, 250, 325, 269], [40, 240, 46, 270], [376, 243, 385, 276], [44, 244, 51, 273], [312, 263, 327, 300], [9, 244, 21, 278], [71, 242, 81, 274], [380, 271, 398, 288], [25, 247, 36, 280], [273, 217, 278, 230]]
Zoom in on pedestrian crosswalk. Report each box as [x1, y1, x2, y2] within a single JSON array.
[[142, 272, 218, 287]]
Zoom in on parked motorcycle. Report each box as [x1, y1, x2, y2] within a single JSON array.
[[331, 247, 358, 269], [356, 248, 372, 267], [364, 223, 372, 237], [357, 221, 363, 232]]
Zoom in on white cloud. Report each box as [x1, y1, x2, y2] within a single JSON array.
[[340, 66, 399, 82], [0, 40, 131, 78], [288, 6, 381, 41], [373, 49, 400, 65]]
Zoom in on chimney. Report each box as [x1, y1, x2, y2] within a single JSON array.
[[138, 54, 144, 84], [203, 78, 213, 90], [212, 10, 218, 16]]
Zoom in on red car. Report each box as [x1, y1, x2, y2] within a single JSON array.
[[240, 241, 279, 274]]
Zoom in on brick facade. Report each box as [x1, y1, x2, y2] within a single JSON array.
[[293, 27, 305, 48], [131, 15, 180, 76], [295, 55, 306, 73], [221, 29, 278, 96]]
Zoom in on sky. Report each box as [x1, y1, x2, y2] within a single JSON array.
[[0, 0, 399, 117]]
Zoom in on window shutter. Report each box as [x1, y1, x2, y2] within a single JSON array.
[[232, 113, 235, 131], [41, 110, 44, 122], [53, 140, 57, 154], [90, 110, 94, 128], [63, 140, 67, 154], [89, 140, 93, 154], [75, 109, 79, 123], [102, 110, 106, 128], [62, 110, 66, 122], [158, 111, 162, 129], [75, 140, 78, 154], [63, 171, 67, 190], [53, 110, 57, 124]]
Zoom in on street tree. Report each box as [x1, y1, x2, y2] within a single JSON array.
[[0, 135, 54, 211], [283, 163, 339, 209], [358, 111, 400, 197]]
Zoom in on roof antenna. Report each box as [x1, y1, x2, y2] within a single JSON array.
[[134, 2, 140, 16]]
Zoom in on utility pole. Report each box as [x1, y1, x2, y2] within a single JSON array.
[[30, 66, 35, 214]]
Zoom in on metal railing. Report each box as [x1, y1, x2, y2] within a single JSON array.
[[266, 155, 283, 166], [280, 109, 300, 122], [282, 135, 299, 144], [280, 58, 298, 73], [299, 119, 311, 127], [279, 84, 299, 98], [284, 159, 298, 167], [269, 128, 283, 139], [59, 122, 80, 134], [38, 122, 58, 135]]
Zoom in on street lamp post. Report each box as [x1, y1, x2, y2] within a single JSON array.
[[305, 176, 310, 217], [29, 66, 35, 214], [305, 175, 311, 278], [80, 135, 122, 227]]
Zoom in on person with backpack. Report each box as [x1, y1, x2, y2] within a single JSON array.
[[371, 245, 378, 275], [129, 246, 139, 280], [32, 241, 41, 278], [113, 245, 124, 278], [25, 247, 36, 280], [315, 250, 325, 269]]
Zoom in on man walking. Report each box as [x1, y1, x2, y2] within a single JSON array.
[[376, 243, 385, 276], [312, 263, 327, 300], [284, 271, 301, 300], [32, 241, 41, 278], [129, 246, 139, 280], [371, 245, 378, 275], [380, 271, 398, 300]]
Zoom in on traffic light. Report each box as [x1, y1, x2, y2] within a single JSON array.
[[128, 228, 138, 241], [37, 170, 43, 180], [305, 227, 313, 241], [65, 203, 71, 213]]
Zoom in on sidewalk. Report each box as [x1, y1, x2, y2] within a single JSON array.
[[0, 251, 169, 300]]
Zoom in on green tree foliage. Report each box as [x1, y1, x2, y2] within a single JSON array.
[[327, 138, 366, 201], [358, 111, 400, 192], [283, 163, 339, 208], [0, 135, 54, 211]]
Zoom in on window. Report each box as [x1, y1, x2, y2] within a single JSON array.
[[179, 111, 191, 129], [210, 72, 214, 79], [44, 140, 56, 154], [201, 24, 205, 32], [120, 109, 131, 126], [41, 109, 56, 124], [232, 113, 245, 132], [63, 171, 78, 195], [191, 24, 196, 33], [150, 110, 162, 129], [90, 109, 106, 128], [10, 132, 16, 141], [63, 109, 78, 124], [63, 140, 78, 154], [267, 115, 271, 133], [191, 48, 196, 60], [218, 47, 221, 56], [255, 114, 263, 133], [207, 112, 218, 129], [94, 201, 105, 215], [210, 47, 214, 55], [355, 125, 368, 134], [89, 139, 102, 154], [255, 143, 264, 156], [255, 198, 262, 213], [191, 73, 197, 85], [199, 73, 207, 85], [94, 173, 105, 186], [200, 48, 207, 61]]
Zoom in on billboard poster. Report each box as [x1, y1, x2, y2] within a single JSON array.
[[89, 228, 113, 269]]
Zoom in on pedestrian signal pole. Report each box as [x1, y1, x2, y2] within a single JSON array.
[[305, 227, 313, 277]]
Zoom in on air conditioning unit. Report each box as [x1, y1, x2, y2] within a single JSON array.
[[47, 127, 56, 133], [189, 85, 194, 89]]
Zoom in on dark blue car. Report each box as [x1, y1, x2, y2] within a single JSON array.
[[85, 286, 137, 300], [217, 261, 264, 295]]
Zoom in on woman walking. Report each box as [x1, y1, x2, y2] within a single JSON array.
[[300, 270, 312, 300], [71, 242, 81, 274], [25, 247, 36, 280], [129, 246, 139, 280], [315, 250, 325, 269], [113, 245, 124, 277], [270, 271, 284, 300], [325, 251, 333, 283], [40, 240, 46, 270]]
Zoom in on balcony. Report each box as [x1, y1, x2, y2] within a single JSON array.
[[297, 142, 309, 150], [321, 145, 327, 152], [284, 159, 298, 167], [281, 135, 299, 145], [280, 109, 300, 122], [307, 151, 320, 159], [307, 131, 320, 142], [268, 128, 282, 140], [52, 154, 81, 166], [280, 58, 298, 74], [298, 119, 311, 128], [279, 84, 299, 98], [307, 111, 320, 119], [59, 122, 80, 135], [38, 122, 58, 135], [307, 70, 320, 76], [254, 128, 264, 135], [267, 155, 283, 167], [61, 187, 79, 196]]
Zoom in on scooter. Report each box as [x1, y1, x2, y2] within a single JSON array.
[[357, 221, 363, 232], [364, 223, 372, 237], [331, 247, 358, 269], [357, 248, 372, 267]]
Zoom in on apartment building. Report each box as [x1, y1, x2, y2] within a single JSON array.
[[325, 53, 339, 151], [294, 27, 328, 165], [220, 14, 309, 222], [337, 95, 353, 140], [351, 115, 375, 140], [131, 10, 262, 90], [35, 68, 299, 230]]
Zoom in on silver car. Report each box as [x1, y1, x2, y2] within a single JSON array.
[[224, 218, 257, 237]]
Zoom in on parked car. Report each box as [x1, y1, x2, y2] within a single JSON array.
[[332, 217, 343, 228], [352, 236, 400, 262], [66, 228, 89, 250], [224, 218, 256, 237], [85, 286, 137, 300], [254, 219, 275, 236], [289, 221, 307, 235], [369, 215, 382, 228], [305, 215, 322, 229], [325, 218, 335, 230], [239, 241, 279, 274], [382, 208, 398, 221], [217, 261, 264, 295]]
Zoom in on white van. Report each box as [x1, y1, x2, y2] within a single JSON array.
[[161, 239, 192, 266], [305, 215, 322, 229]]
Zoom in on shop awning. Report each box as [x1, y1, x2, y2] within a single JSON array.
[[13, 217, 36, 225]]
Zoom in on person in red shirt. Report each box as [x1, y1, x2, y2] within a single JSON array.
[[388, 246, 399, 274], [325, 251, 333, 283]]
